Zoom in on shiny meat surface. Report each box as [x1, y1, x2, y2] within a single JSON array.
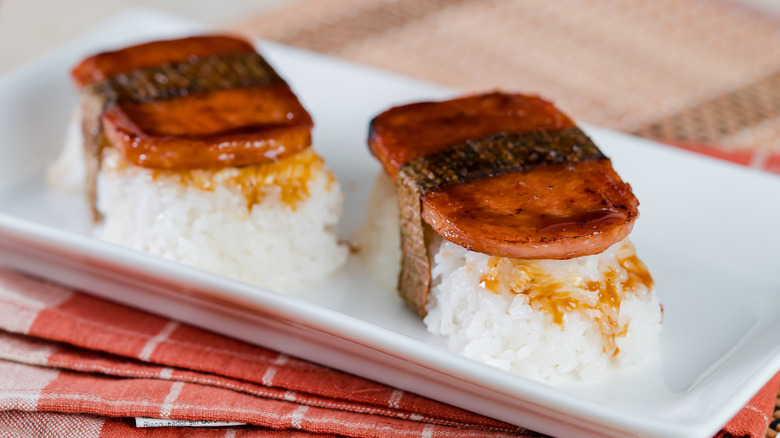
[[369, 92, 575, 179], [369, 92, 640, 259], [72, 35, 311, 170], [72, 35, 255, 87], [100, 83, 312, 169], [421, 160, 638, 259]]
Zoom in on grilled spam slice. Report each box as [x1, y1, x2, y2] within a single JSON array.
[[369, 92, 638, 260]]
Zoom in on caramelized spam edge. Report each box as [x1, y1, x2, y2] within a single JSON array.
[[74, 35, 314, 172], [108, 83, 311, 137], [97, 81, 313, 169], [72, 34, 256, 87], [102, 110, 313, 169], [420, 160, 640, 259], [368, 92, 576, 180]]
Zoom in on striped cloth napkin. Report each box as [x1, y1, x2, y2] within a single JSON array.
[[0, 267, 778, 437], [0, 268, 533, 437]]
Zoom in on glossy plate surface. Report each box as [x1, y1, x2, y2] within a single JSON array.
[[1, 9, 779, 438]]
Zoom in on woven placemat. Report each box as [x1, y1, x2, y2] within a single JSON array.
[[233, 1, 780, 435], [235, 0, 780, 156], [769, 386, 780, 438]]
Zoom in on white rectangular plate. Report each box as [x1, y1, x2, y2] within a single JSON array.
[[1, 8, 779, 438]]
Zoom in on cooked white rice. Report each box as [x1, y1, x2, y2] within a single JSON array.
[[49, 118, 348, 292], [96, 147, 348, 292], [358, 173, 662, 381]]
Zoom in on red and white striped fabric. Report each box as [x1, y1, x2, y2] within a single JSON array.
[[0, 267, 777, 437], [0, 268, 536, 437], [716, 372, 780, 438]]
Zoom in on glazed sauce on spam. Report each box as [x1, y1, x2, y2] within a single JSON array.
[[479, 242, 653, 356], [77, 36, 314, 171], [537, 209, 627, 234], [101, 83, 313, 170], [420, 160, 639, 260], [369, 93, 575, 178], [72, 36, 256, 87]]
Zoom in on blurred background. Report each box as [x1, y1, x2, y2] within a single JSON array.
[[1, 0, 779, 165]]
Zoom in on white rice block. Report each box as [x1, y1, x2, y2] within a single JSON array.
[[96, 147, 348, 293], [425, 238, 662, 381]]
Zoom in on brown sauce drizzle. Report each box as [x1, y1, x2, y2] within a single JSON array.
[[104, 148, 329, 210], [479, 241, 653, 356], [162, 149, 330, 210]]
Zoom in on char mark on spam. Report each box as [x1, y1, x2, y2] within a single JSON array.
[[397, 127, 604, 195], [85, 52, 282, 107]]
